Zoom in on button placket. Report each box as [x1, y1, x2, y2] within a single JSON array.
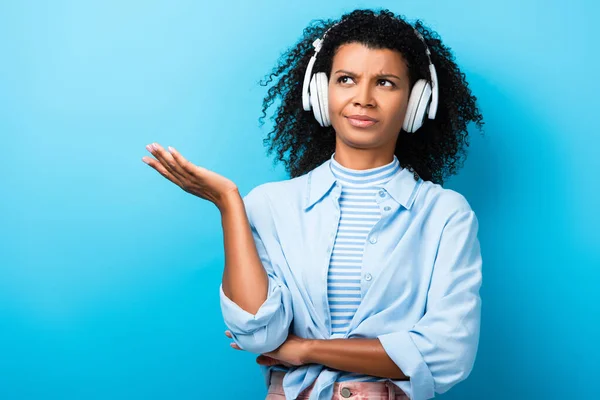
[[362, 191, 385, 293], [368, 193, 387, 245]]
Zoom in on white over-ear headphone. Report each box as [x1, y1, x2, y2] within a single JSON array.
[[302, 21, 439, 133]]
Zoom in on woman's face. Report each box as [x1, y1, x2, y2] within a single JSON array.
[[327, 42, 411, 150]]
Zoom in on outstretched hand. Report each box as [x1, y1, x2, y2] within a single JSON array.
[[225, 330, 309, 368], [142, 142, 239, 209]]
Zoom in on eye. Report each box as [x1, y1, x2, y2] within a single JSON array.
[[337, 75, 355, 85], [377, 79, 395, 87], [336, 75, 396, 87]]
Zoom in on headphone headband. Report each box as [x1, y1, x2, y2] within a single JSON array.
[[301, 23, 340, 111]]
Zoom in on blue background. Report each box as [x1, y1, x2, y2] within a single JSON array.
[[1, 0, 598, 398]]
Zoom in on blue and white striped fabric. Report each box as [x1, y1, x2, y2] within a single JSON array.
[[326, 153, 401, 382]]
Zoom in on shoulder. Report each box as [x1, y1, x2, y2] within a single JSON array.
[[414, 179, 475, 220], [413, 181, 480, 242], [244, 174, 307, 203], [242, 174, 309, 219]]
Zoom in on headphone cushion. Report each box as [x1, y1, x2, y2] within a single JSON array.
[[315, 72, 330, 126], [403, 79, 431, 133], [309, 74, 324, 126], [413, 81, 432, 132]]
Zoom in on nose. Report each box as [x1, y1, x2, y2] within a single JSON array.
[[353, 81, 375, 108]]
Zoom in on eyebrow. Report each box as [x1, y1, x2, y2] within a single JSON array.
[[334, 69, 402, 81]]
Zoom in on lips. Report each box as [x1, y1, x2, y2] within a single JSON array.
[[346, 114, 378, 122], [345, 115, 378, 128]]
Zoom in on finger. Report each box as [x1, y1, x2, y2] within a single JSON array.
[[147, 143, 188, 182], [230, 342, 242, 350], [255, 355, 268, 365], [168, 146, 215, 183], [142, 155, 184, 187], [225, 330, 232, 338], [168, 146, 204, 176], [256, 356, 270, 366], [256, 355, 277, 366]]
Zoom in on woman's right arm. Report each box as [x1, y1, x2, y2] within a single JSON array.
[[142, 143, 293, 354], [217, 187, 294, 354], [219, 189, 269, 313]]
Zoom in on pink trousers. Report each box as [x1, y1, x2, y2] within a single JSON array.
[[265, 371, 409, 400]]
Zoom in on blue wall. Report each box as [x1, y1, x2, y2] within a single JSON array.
[[1, 1, 597, 398]]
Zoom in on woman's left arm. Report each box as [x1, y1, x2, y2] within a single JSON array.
[[226, 331, 407, 379], [303, 337, 410, 380]]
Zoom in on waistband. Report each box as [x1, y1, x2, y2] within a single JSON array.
[[268, 370, 408, 399]]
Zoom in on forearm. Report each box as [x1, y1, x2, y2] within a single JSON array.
[[304, 338, 409, 381], [219, 189, 268, 315]]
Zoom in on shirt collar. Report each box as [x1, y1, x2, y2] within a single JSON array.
[[303, 154, 422, 210]]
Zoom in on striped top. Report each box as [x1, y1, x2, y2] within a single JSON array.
[[271, 152, 402, 382], [325, 152, 402, 382]]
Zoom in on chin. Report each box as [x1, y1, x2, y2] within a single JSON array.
[[336, 130, 384, 148]]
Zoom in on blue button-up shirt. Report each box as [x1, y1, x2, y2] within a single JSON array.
[[219, 155, 483, 400]]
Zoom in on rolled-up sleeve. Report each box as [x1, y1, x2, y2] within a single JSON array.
[[219, 187, 294, 355], [378, 207, 483, 400]]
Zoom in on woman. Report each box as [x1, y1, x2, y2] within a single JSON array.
[[142, 8, 484, 400]]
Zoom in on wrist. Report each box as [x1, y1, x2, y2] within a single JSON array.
[[216, 188, 241, 212]]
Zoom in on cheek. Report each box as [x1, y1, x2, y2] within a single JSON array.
[[327, 85, 344, 113], [395, 101, 409, 123], [381, 97, 408, 126], [394, 92, 411, 120]]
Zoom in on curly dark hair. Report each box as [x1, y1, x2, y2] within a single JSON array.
[[257, 8, 484, 185]]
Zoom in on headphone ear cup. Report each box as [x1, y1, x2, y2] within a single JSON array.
[[309, 74, 324, 126], [315, 72, 330, 126], [403, 79, 432, 133]]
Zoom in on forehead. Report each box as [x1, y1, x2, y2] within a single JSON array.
[[331, 42, 408, 75]]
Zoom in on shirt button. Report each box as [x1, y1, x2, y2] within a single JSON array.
[[365, 273, 372, 281], [378, 190, 386, 197], [384, 206, 391, 211], [369, 236, 377, 244], [341, 387, 352, 398]]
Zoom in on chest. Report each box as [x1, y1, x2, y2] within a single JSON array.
[[271, 190, 440, 312]]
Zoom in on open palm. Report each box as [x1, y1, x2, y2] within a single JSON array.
[[142, 142, 238, 208]]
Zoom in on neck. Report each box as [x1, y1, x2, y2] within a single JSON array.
[[333, 147, 396, 170]]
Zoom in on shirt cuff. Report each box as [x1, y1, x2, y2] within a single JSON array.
[[378, 330, 435, 400], [219, 276, 292, 354]]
